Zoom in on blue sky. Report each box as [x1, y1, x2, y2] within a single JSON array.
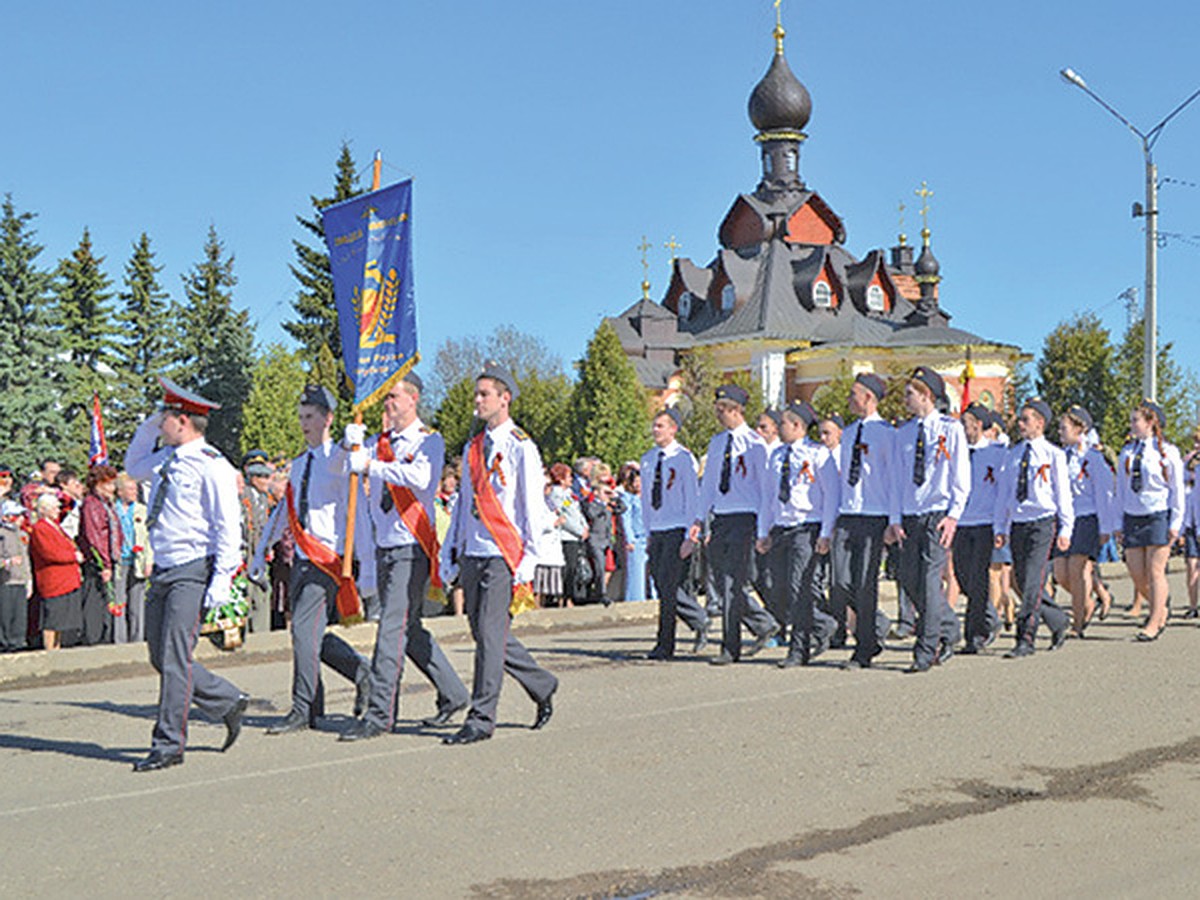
[[5, 0, 1200, 387]]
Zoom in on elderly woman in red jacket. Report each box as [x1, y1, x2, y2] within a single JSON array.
[[29, 492, 83, 650]]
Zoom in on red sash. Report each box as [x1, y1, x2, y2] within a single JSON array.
[[285, 483, 362, 625], [467, 431, 525, 575], [376, 432, 442, 588]]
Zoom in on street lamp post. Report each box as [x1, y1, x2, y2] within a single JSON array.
[[1060, 67, 1200, 401]]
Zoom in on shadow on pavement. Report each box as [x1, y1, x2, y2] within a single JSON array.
[[0, 732, 142, 764]]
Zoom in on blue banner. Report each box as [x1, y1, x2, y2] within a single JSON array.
[[321, 179, 418, 411]]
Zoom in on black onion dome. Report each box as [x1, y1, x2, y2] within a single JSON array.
[[915, 240, 941, 279], [748, 52, 812, 134]]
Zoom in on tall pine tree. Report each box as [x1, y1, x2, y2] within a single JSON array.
[[285, 143, 363, 408], [0, 195, 66, 475], [53, 228, 118, 456], [176, 226, 255, 458], [570, 321, 652, 467], [111, 232, 171, 446]]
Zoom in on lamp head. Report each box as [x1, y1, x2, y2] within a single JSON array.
[[1060, 67, 1087, 89]]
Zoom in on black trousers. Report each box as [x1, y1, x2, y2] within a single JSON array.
[[953, 524, 999, 648], [708, 513, 776, 659], [769, 523, 836, 659], [832, 514, 889, 664], [1011, 516, 1068, 647], [647, 528, 707, 655], [898, 512, 959, 667]]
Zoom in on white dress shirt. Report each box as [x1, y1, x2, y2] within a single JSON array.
[[260, 439, 349, 561], [697, 423, 768, 519], [758, 438, 840, 539], [836, 414, 900, 524], [959, 440, 1008, 528], [639, 440, 699, 533], [894, 411, 971, 519], [1116, 438, 1185, 533], [1065, 442, 1119, 535], [994, 436, 1074, 540], [362, 419, 443, 550]]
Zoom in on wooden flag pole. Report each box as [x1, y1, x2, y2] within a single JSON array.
[[341, 150, 384, 580]]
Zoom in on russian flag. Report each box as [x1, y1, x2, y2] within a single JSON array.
[[89, 392, 108, 466]]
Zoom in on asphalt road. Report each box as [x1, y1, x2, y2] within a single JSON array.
[[3, 576, 1200, 899]]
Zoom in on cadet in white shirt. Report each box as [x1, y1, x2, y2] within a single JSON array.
[[819, 373, 899, 669], [757, 401, 839, 667], [340, 371, 470, 741], [752, 409, 785, 643], [439, 363, 558, 745], [1114, 400, 1184, 641], [124, 378, 248, 772], [1054, 405, 1118, 637], [689, 385, 780, 665], [255, 386, 369, 735], [954, 404, 1007, 653], [889, 368, 970, 673], [640, 408, 709, 660], [994, 398, 1073, 658]]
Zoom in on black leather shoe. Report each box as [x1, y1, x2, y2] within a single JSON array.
[[709, 651, 735, 666], [221, 693, 250, 751], [936, 642, 954, 665], [354, 673, 370, 718], [1004, 643, 1035, 659], [692, 628, 709, 654], [1047, 627, 1068, 652], [532, 689, 555, 730], [645, 648, 673, 661], [443, 725, 492, 746], [339, 719, 386, 742], [981, 626, 1000, 649], [266, 709, 311, 736], [777, 653, 806, 669], [133, 750, 184, 773], [420, 704, 467, 727], [960, 643, 980, 655], [746, 624, 780, 658]]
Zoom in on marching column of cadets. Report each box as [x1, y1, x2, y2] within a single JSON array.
[[3, 365, 1195, 771]]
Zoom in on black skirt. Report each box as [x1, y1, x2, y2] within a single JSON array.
[[42, 588, 83, 633]]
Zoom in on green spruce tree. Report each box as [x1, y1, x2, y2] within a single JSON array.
[[570, 321, 652, 467], [0, 195, 66, 475], [111, 232, 172, 447]]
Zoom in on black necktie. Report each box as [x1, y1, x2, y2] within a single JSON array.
[[913, 424, 926, 486], [146, 450, 175, 530], [651, 450, 664, 510], [1131, 441, 1144, 493], [848, 422, 864, 487], [484, 432, 494, 464], [718, 433, 733, 494], [298, 451, 313, 527], [1016, 442, 1032, 502], [778, 448, 792, 503]]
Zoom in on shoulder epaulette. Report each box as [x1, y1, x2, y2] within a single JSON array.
[[420, 425, 437, 435], [201, 447, 221, 459], [512, 426, 530, 441]]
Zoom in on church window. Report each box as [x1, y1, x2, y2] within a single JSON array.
[[866, 284, 886, 312], [763, 152, 774, 175], [813, 281, 832, 308], [720, 283, 735, 313], [785, 149, 797, 172], [678, 292, 693, 318]]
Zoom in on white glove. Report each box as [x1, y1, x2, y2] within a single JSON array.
[[514, 557, 537, 584], [203, 585, 225, 610], [344, 423, 367, 447], [349, 448, 370, 475]]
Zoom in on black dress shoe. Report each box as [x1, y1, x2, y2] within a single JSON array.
[[746, 624, 780, 657], [959, 643, 980, 655], [532, 689, 555, 730], [443, 725, 491, 745], [1004, 643, 1035, 659], [777, 653, 806, 669], [645, 648, 673, 661], [692, 629, 709, 654], [936, 642, 953, 665], [354, 673, 370, 718], [421, 704, 467, 727], [133, 750, 184, 773], [1183, 608, 1200, 620], [841, 656, 871, 670], [709, 651, 735, 666], [266, 709, 311, 735], [221, 693, 250, 751], [339, 719, 386, 742], [1047, 627, 1068, 652]]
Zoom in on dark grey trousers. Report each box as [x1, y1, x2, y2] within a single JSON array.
[[833, 514, 889, 664], [770, 523, 836, 659], [647, 528, 708, 655], [953, 524, 999, 648], [0, 583, 27, 652], [1011, 516, 1068, 647], [461, 556, 558, 735], [898, 512, 960, 667], [288, 560, 369, 720], [364, 545, 469, 729], [145, 557, 243, 754], [708, 513, 777, 660]]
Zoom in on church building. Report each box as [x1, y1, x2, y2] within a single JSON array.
[[607, 17, 1024, 414]]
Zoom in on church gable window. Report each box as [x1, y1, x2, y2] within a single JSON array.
[[866, 283, 886, 312], [813, 280, 833, 308]]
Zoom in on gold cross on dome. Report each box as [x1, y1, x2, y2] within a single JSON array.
[[914, 181, 934, 231], [664, 235, 681, 262], [638, 235, 651, 279]]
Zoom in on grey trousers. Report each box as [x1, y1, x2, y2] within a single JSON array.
[[770, 523, 837, 659], [145, 557, 244, 755], [109, 565, 146, 644], [288, 560, 369, 720], [364, 545, 469, 729], [1011, 516, 1068, 647], [953, 524, 999, 648], [0, 583, 27, 652], [647, 528, 708, 655], [461, 556, 558, 735], [833, 514, 889, 664], [708, 513, 777, 660], [898, 512, 960, 668], [246, 577, 272, 634]]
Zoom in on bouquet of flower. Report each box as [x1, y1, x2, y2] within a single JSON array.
[[91, 548, 125, 617], [201, 567, 251, 650]]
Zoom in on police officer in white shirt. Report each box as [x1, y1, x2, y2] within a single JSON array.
[[994, 398, 1073, 658], [757, 401, 839, 667], [640, 408, 708, 660], [689, 385, 780, 665], [439, 362, 558, 745], [819, 373, 899, 669], [256, 386, 370, 734], [889, 368, 970, 673], [955, 403, 1007, 653], [124, 378, 248, 772], [340, 371, 470, 741]]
